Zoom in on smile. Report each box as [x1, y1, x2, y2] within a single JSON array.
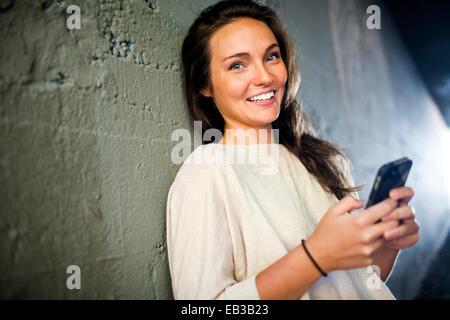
[[246, 89, 277, 107], [247, 89, 276, 102]]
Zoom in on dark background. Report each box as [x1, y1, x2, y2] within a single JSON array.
[[383, 0, 450, 299], [383, 0, 450, 127]]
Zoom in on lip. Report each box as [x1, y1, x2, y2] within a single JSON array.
[[246, 88, 276, 101]]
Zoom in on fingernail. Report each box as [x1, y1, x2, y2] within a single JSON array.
[[390, 190, 398, 199], [382, 215, 392, 221]]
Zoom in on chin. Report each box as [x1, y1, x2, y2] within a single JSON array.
[[251, 110, 279, 127]]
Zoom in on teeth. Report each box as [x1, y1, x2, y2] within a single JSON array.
[[248, 90, 275, 101]]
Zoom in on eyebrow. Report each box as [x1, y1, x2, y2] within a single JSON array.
[[223, 43, 279, 62]]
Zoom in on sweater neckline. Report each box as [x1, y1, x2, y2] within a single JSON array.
[[209, 141, 282, 148], [205, 141, 284, 164], [208, 142, 283, 153]]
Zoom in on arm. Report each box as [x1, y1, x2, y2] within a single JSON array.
[[255, 240, 324, 300], [256, 195, 397, 300], [336, 157, 399, 282], [167, 167, 261, 299]]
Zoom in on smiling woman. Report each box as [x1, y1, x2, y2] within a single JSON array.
[[166, 0, 419, 300], [199, 17, 287, 137]]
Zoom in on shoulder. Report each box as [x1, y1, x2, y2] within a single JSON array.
[[174, 143, 224, 175], [168, 143, 225, 196], [166, 144, 228, 223]]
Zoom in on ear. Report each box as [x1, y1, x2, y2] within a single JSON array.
[[200, 87, 212, 98]]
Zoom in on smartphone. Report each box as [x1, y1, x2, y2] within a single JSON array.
[[365, 157, 413, 210]]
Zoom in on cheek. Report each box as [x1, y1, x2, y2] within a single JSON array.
[[225, 77, 248, 101], [277, 63, 288, 86]]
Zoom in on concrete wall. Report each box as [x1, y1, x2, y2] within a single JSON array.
[[1, 0, 448, 299], [0, 0, 183, 299]]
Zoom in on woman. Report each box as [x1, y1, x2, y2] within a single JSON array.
[[166, 0, 419, 300]]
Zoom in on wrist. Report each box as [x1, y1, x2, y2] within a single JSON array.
[[372, 245, 400, 282], [375, 243, 400, 256], [373, 244, 400, 264], [304, 236, 334, 275]]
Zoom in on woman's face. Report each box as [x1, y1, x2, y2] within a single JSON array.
[[201, 18, 288, 137]]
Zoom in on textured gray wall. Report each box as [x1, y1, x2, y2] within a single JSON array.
[[0, 0, 184, 299], [1, 0, 449, 299]]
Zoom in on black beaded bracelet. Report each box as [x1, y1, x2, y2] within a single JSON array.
[[301, 239, 327, 277]]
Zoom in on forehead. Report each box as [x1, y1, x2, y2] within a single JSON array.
[[209, 18, 278, 60]]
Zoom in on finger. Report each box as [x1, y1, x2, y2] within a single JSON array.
[[384, 218, 419, 240], [385, 233, 419, 248], [381, 205, 415, 222], [389, 186, 414, 202], [330, 195, 365, 216], [365, 220, 399, 242], [358, 198, 398, 225]]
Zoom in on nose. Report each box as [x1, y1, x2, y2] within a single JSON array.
[[252, 62, 273, 86]]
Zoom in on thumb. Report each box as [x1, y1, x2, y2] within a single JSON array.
[[329, 195, 365, 216]]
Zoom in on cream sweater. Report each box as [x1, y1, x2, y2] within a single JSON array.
[[166, 142, 395, 300]]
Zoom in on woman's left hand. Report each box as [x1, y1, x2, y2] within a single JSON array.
[[379, 186, 420, 249]]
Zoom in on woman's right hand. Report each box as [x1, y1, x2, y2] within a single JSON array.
[[305, 195, 400, 273]]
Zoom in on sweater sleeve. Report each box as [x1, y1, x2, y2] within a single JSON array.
[[166, 165, 260, 300]]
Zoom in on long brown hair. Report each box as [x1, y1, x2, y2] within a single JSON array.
[[181, 0, 363, 200]]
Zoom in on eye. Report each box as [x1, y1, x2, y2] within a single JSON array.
[[266, 52, 280, 62], [230, 62, 244, 70]]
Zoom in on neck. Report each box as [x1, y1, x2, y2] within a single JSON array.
[[219, 124, 276, 145]]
